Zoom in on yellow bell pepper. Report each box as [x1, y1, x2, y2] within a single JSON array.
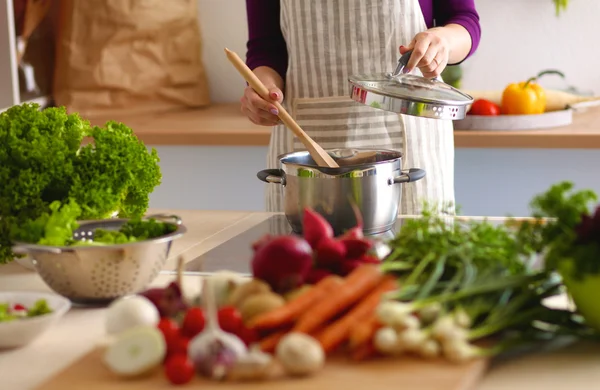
[[501, 70, 564, 115]]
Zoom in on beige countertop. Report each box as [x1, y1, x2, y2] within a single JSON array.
[[87, 103, 600, 149], [1, 210, 599, 390]]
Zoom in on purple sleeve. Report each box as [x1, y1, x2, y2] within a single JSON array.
[[245, 0, 288, 81], [433, 0, 481, 63]]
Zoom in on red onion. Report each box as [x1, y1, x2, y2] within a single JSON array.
[[251, 235, 314, 293]]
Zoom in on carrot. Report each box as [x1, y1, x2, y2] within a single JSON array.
[[349, 314, 383, 350], [351, 342, 379, 361], [292, 264, 383, 334], [315, 275, 397, 353], [258, 330, 287, 353], [249, 275, 343, 330]]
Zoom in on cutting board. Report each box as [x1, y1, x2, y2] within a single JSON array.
[[453, 109, 573, 131], [36, 347, 489, 390]]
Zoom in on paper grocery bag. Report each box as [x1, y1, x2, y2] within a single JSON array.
[[53, 0, 211, 117]]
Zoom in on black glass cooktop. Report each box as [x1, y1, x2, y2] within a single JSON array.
[[182, 214, 510, 276], [183, 215, 406, 275]]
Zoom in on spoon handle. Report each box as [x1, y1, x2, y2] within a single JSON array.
[[224, 48, 339, 168]]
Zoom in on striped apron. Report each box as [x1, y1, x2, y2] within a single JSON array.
[[265, 0, 456, 217]]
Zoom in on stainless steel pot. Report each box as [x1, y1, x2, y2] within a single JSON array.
[[257, 148, 425, 235]]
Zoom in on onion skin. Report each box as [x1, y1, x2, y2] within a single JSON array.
[[105, 296, 160, 335], [251, 236, 314, 294], [140, 282, 188, 318], [189, 338, 241, 380]]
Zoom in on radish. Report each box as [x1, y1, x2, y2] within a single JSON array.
[[251, 235, 314, 293], [315, 237, 347, 268], [355, 254, 381, 264], [103, 325, 166, 377], [341, 238, 373, 259], [306, 268, 333, 284], [302, 208, 333, 249], [338, 259, 364, 276], [105, 295, 160, 335], [339, 202, 365, 240]]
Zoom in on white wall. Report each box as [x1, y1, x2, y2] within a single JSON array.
[[149, 145, 600, 217], [168, 1, 600, 217], [197, 0, 600, 104]]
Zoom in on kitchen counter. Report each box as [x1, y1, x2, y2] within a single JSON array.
[[1, 209, 600, 390], [87, 103, 600, 149]]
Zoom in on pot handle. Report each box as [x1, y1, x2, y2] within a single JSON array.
[[257, 169, 286, 185], [390, 168, 426, 185]]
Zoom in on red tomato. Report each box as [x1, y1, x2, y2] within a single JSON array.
[[13, 304, 26, 311], [218, 306, 244, 335], [181, 307, 205, 338], [166, 336, 190, 360], [157, 318, 179, 340], [238, 326, 259, 347], [157, 318, 181, 358], [468, 99, 501, 116], [164, 355, 195, 385]]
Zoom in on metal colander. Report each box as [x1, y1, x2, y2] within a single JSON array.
[[13, 214, 187, 305]]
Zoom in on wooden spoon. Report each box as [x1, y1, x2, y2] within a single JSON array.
[[224, 48, 339, 168]]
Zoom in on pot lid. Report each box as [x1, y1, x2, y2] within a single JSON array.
[[348, 50, 473, 110]]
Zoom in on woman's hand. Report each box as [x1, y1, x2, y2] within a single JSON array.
[[400, 28, 450, 79], [240, 66, 285, 126]]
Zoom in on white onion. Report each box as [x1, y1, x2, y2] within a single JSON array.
[[103, 325, 166, 377], [105, 295, 160, 335]]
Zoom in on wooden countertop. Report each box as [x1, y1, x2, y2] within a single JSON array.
[[88, 103, 600, 149], [2, 210, 600, 390]]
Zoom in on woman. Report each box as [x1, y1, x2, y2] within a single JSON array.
[[241, 0, 481, 215]]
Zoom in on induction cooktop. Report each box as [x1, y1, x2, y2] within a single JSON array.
[[182, 214, 413, 275], [182, 214, 510, 276]]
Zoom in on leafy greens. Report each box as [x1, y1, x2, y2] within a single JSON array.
[[0, 103, 162, 263]]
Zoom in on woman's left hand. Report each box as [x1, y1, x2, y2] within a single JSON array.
[[400, 28, 450, 78]]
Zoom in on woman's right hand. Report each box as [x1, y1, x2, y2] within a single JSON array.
[[240, 67, 285, 126]]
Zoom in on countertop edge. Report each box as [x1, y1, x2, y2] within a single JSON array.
[[88, 103, 600, 149]]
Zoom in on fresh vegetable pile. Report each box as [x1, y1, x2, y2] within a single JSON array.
[[465, 69, 591, 116], [369, 207, 593, 362], [101, 261, 327, 385], [251, 206, 379, 293], [0, 103, 162, 263], [515, 182, 600, 331], [97, 181, 600, 386], [0, 299, 52, 322], [246, 197, 600, 363]]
